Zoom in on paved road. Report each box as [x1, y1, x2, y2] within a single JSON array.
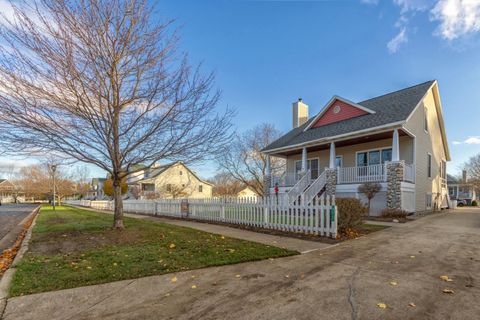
[[0, 204, 38, 252], [4, 208, 480, 320]]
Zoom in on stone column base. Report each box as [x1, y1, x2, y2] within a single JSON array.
[[386, 161, 404, 210]]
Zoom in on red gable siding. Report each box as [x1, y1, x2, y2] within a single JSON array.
[[311, 99, 369, 128]]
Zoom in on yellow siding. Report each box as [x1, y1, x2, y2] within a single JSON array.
[[146, 163, 212, 198], [237, 187, 259, 198], [404, 87, 447, 212]]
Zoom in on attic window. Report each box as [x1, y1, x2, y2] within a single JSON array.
[[179, 170, 183, 175], [424, 107, 429, 133], [333, 105, 341, 114]]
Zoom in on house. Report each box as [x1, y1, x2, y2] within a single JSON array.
[[87, 177, 107, 199], [262, 80, 450, 215], [133, 161, 213, 199], [0, 179, 16, 202], [237, 186, 259, 199], [448, 172, 477, 205]]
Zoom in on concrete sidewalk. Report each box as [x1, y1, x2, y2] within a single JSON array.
[[4, 208, 480, 320], [74, 205, 333, 253]]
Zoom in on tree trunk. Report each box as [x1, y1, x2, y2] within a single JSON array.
[[113, 177, 124, 229]]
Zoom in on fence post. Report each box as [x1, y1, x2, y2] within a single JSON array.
[[154, 201, 158, 216], [221, 198, 226, 222], [264, 197, 269, 227], [333, 204, 338, 239]]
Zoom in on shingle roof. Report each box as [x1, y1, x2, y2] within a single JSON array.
[[263, 80, 435, 152]]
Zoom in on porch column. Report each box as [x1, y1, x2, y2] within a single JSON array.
[[392, 129, 400, 162], [329, 142, 336, 169], [301, 147, 307, 173]]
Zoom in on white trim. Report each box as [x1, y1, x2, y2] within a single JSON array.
[[427, 152, 432, 179], [304, 95, 376, 131], [263, 121, 405, 154], [355, 147, 393, 167]]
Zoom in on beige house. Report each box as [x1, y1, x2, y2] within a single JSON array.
[[262, 80, 450, 215], [237, 186, 259, 199], [133, 161, 213, 199]]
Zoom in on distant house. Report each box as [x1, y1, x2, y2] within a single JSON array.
[[448, 172, 477, 205], [237, 186, 259, 199], [262, 81, 450, 215], [0, 179, 16, 202], [87, 177, 107, 199], [131, 161, 213, 199]]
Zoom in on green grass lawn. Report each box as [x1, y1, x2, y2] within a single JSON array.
[[10, 206, 297, 297]]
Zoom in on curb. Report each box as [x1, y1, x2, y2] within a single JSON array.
[[0, 206, 40, 319]]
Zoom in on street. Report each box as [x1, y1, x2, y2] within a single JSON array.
[[3, 208, 480, 320], [0, 204, 38, 252]]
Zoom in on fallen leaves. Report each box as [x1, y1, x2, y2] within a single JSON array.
[[408, 302, 416, 308], [191, 285, 197, 289], [389, 281, 398, 286], [171, 276, 177, 283], [169, 243, 176, 249], [376, 302, 387, 309], [442, 289, 455, 294], [440, 275, 453, 282]]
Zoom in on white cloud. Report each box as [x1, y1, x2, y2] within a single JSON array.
[[452, 136, 480, 145], [361, 0, 380, 4], [431, 0, 480, 40], [394, 0, 435, 13], [387, 27, 408, 53]]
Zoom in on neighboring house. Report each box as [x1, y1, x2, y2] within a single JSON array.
[[87, 177, 107, 199], [262, 80, 450, 215], [133, 161, 213, 199], [0, 179, 16, 202], [237, 186, 259, 199], [448, 172, 477, 205]]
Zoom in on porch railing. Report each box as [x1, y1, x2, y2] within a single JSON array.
[[271, 172, 300, 188], [286, 170, 311, 203], [337, 164, 386, 184]]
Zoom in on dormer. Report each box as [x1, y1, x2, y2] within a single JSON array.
[[304, 96, 375, 131]]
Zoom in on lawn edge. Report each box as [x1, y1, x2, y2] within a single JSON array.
[[0, 205, 40, 317]]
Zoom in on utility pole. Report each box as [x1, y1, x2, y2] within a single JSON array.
[[50, 164, 57, 211]]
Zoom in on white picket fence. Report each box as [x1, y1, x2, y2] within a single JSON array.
[[65, 195, 338, 238]]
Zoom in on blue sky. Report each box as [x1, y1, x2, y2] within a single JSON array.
[[1, 0, 480, 179]]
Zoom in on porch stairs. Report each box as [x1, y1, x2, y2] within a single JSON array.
[[286, 170, 327, 205]]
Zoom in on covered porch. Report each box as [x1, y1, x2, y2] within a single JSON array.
[[267, 128, 416, 188]]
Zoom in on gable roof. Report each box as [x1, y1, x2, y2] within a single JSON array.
[[263, 80, 436, 153], [139, 161, 214, 186]]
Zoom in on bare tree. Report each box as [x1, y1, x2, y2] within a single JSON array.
[[464, 154, 480, 190], [0, 0, 232, 228], [358, 182, 382, 214], [217, 123, 284, 197], [210, 172, 243, 197]]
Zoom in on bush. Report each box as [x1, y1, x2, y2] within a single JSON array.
[[336, 198, 367, 233], [472, 200, 478, 207], [381, 208, 408, 219]]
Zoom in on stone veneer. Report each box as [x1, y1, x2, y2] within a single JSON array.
[[263, 175, 271, 196], [386, 161, 404, 209], [325, 168, 337, 197]]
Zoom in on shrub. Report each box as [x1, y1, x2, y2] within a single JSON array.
[[357, 182, 382, 213], [336, 198, 367, 233], [471, 200, 478, 206], [381, 208, 408, 219]]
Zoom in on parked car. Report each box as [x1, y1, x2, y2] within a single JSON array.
[[456, 199, 467, 207]]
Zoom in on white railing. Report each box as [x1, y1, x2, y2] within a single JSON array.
[[302, 171, 327, 205], [404, 163, 415, 183], [271, 172, 301, 187], [337, 164, 387, 184], [286, 170, 311, 203], [65, 195, 338, 238]]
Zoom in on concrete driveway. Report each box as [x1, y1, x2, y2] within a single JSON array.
[[0, 204, 38, 252], [4, 208, 480, 320]]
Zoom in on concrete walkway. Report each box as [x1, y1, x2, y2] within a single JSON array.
[[76, 206, 333, 253], [4, 208, 480, 320]]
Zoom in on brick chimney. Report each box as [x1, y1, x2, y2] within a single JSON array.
[[292, 98, 309, 128]]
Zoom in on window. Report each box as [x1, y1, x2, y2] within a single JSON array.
[[199, 185, 203, 193], [294, 158, 319, 179], [424, 107, 429, 133], [166, 184, 172, 192], [426, 194, 432, 209], [141, 183, 155, 192], [335, 156, 343, 168], [179, 170, 183, 175], [427, 154, 432, 178], [357, 148, 392, 166]]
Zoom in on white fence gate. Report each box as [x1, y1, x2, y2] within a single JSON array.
[[65, 195, 338, 238]]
